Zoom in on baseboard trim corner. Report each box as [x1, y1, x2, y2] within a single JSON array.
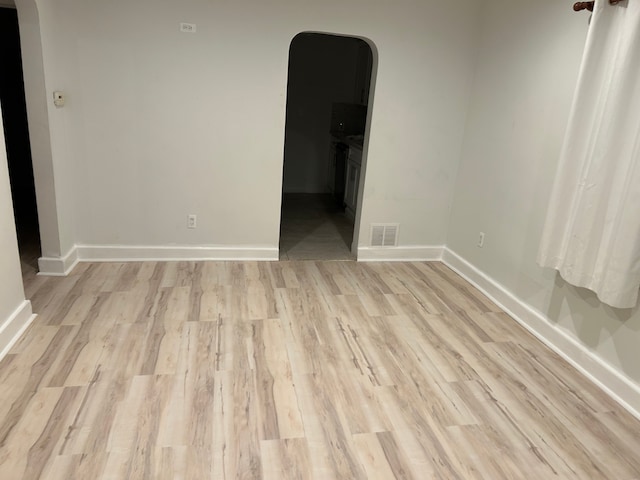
[[38, 246, 79, 276], [0, 301, 36, 361], [358, 245, 444, 262], [441, 248, 640, 420]]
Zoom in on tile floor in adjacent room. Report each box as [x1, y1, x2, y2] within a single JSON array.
[[279, 193, 355, 261]]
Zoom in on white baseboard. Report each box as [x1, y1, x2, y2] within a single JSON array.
[[43, 244, 443, 265], [0, 301, 36, 361], [358, 245, 444, 262], [441, 248, 640, 420], [38, 246, 79, 276], [76, 244, 279, 262]]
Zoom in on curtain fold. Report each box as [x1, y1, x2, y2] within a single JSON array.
[[538, 0, 640, 308]]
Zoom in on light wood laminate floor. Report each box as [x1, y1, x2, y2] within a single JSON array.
[[1, 260, 639, 479]]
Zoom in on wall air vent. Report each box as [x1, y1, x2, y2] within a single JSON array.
[[371, 224, 399, 247]]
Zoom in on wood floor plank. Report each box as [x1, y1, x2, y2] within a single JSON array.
[[24, 386, 84, 479], [294, 372, 368, 479], [352, 432, 403, 480], [256, 318, 305, 439], [261, 438, 311, 480], [0, 387, 65, 478], [213, 368, 263, 479], [0, 260, 638, 479]]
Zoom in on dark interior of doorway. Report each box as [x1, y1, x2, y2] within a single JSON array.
[[0, 7, 41, 281], [279, 33, 372, 261]]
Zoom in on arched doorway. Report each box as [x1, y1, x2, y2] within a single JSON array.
[[279, 32, 374, 261]]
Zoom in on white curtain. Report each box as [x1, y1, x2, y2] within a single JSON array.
[[538, 0, 640, 309]]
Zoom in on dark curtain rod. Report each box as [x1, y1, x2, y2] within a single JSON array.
[[574, 0, 623, 12]]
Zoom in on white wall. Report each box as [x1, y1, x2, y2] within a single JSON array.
[[282, 33, 359, 194], [30, 0, 481, 254], [449, 0, 640, 390], [357, 2, 481, 248]]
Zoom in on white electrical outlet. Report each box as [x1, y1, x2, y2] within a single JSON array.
[[187, 214, 197, 229], [477, 232, 485, 248], [180, 22, 196, 33], [53, 91, 65, 107]]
